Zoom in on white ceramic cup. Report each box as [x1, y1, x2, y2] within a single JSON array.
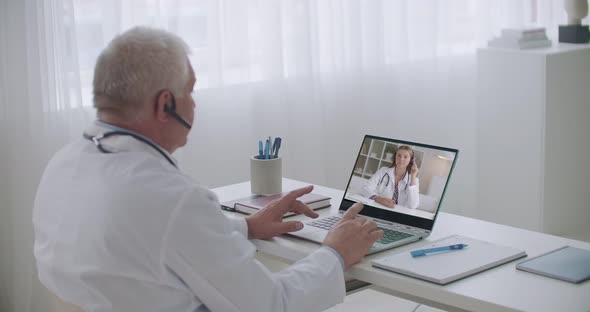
[[250, 155, 282, 195]]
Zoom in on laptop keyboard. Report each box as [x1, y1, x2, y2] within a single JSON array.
[[377, 227, 412, 244], [307, 216, 341, 230], [307, 216, 413, 245]]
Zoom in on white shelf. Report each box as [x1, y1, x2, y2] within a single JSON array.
[[354, 138, 426, 184], [476, 44, 590, 236]]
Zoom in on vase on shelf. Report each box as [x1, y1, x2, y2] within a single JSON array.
[[559, 0, 590, 43]]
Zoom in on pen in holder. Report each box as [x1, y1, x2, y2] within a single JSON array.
[[250, 155, 282, 195]]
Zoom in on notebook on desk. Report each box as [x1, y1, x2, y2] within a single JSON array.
[[221, 193, 331, 217], [372, 235, 527, 285], [290, 135, 459, 255]]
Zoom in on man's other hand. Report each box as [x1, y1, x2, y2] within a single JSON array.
[[245, 185, 319, 240], [322, 203, 383, 270]]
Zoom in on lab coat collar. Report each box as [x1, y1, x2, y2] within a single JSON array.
[[83, 120, 179, 168], [389, 167, 410, 185]]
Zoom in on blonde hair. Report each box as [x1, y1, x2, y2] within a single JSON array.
[[93, 27, 190, 118]]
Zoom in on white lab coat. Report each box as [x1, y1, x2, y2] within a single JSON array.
[[361, 166, 420, 209], [33, 122, 345, 312]]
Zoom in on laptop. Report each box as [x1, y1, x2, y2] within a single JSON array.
[[290, 135, 459, 254]]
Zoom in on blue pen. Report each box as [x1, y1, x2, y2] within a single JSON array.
[[272, 137, 281, 158], [410, 244, 468, 257], [258, 140, 263, 159], [264, 139, 270, 159]]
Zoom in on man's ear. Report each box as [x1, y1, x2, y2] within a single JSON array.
[[154, 90, 172, 122]]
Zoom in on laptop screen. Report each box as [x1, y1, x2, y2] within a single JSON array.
[[339, 135, 459, 231]]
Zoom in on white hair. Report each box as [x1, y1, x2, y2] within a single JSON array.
[[93, 26, 191, 117]]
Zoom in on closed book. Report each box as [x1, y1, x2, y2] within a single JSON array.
[[516, 246, 590, 284], [488, 37, 551, 49], [501, 31, 548, 41], [221, 193, 331, 217], [501, 27, 545, 38]]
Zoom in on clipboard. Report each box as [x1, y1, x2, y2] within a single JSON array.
[[372, 235, 527, 285]]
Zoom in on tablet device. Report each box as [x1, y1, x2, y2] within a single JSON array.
[[517, 246, 590, 284]]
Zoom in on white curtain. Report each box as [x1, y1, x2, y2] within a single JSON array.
[[1, 1, 94, 311], [0, 0, 576, 311]]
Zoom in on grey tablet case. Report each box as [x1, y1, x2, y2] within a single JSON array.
[[516, 246, 590, 284]]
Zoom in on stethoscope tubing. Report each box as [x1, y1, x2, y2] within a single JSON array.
[[83, 131, 176, 168], [377, 170, 409, 190]]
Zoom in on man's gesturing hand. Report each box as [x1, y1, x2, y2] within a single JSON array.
[[245, 185, 319, 240]]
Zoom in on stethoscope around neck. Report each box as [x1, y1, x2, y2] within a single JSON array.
[[377, 169, 409, 190], [83, 131, 177, 168], [83, 90, 193, 168]]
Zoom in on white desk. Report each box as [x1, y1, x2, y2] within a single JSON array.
[[213, 178, 590, 312]]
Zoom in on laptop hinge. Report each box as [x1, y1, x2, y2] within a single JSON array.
[[364, 219, 431, 236], [373, 219, 394, 226], [409, 227, 430, 235]]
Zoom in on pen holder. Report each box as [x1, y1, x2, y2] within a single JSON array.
[[250, 155, 282, 195]]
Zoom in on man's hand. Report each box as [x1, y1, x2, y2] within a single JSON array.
[[322, 203, 384, 270], [375, 196, 396, 208], [245, 185, 319, 240]]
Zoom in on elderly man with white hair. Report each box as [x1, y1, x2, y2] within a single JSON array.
[[33, 27, 383, 312]]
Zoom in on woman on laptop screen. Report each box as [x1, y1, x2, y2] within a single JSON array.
[[361, 146, 420, 209]]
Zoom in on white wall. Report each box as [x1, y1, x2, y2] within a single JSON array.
[[0, 124, 12, 311], [176, 54, 478, 218], [0, 0, 12, 308], [0, 2, 94, 311], [1, 2, 28, 311]]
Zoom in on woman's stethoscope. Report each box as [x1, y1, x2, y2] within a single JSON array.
[[83, 91, 192, 168], [377, 170, 410, 190]]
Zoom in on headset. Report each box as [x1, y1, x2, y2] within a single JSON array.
[[162, 91, 192, 130], [83, 90, 192, 168]]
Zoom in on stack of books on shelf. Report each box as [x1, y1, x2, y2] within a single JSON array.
[[488, 27, 552, 49]]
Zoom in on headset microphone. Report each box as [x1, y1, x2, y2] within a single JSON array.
[[163, 93, 192, 130]]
